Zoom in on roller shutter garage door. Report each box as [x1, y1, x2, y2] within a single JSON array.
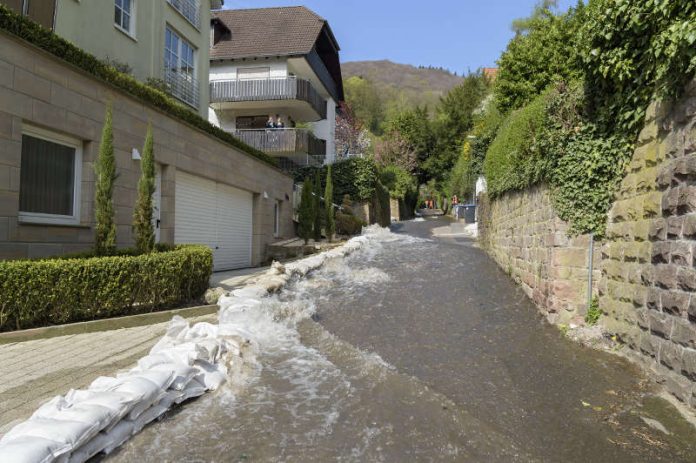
[[175, 171, 253, 271]]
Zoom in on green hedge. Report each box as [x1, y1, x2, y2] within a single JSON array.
[[293, 157, 378, 203], [0, 5, 277, 168], [0, 245, 212, 331]]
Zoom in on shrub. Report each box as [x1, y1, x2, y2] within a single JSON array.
[[94, 102, 117, 255], [372, 181, 391, 227], [0, 5, 276, 167], [313, 170, 322, 241], [336, 213, 365, 236], [0, 245, 212, 331], [133, 123, 156, 253], [483, 92, 549, 197], [293, 157, 378, 203], [379, 165, 417, 200], [324, 165, 336, 241], [297, 177, 315, 244]]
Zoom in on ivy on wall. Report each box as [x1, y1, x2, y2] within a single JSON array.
[[482, 0, 696, 237]]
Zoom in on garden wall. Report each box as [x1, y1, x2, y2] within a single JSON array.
[[600, 82, 696, 408], [478, 185, 601, 324]]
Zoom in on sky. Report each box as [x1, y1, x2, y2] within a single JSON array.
[[222, 0, 580, 73]]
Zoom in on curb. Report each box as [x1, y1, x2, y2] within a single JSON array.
[[0, 304, 218, 345]]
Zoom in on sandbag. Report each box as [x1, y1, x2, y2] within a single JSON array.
[[132, 402, 168, 434], [150, 362, 197, 391], [32, 396, 119, 435], [101, 420, 135, 455], [90, 375, 168, 420], [64, 390, 138, 427], [194, 360, 228, 391], [67, 432, 110, 463], [1, 417, 98, 454], [0, 436, 69, 463], [175, 378, 206, 404]]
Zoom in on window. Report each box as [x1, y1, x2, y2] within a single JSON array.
[[114, 0, 134, 35], [19, 127, 82, 225], [237, 67, 271, 81], [167, 0, 200, 29], [164, 27, 199, 107]]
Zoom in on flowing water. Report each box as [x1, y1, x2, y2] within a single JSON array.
[[108, 219, 696, 462]]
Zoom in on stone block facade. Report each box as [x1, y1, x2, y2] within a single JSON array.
[[0, 32, 294, 264], [479, 185, 601, 323], [600, 82, 696, 408]]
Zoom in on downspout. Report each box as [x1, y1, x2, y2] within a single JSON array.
[[587, 233, 594, 311]]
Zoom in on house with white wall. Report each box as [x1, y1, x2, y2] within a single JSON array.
[[208, 6, 344, 170]]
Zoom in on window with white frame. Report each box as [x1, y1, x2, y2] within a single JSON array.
[[164, 26, 198, 107], [167, 0, 200, 29], [19, 126, 82, 225], [114, 0, 134, 35]]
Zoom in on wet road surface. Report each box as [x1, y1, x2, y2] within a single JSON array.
[[109, 218, 696, 462]]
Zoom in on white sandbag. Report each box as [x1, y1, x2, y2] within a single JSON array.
[[89, 375, 167, 420], [150, 362, 197, 391], [194, 360, 228, 391], [174, 378, 206, 404], [132, 402, 168, 434], [32, 396, 119, 434], [0, 435, 69, 463], [1, 417, 98, 453], [101, 420, 135, 455], [67, 432, 110, 463], [64, 390, 138, 425], [186, 322, 218, 340], [120, 369, 176, 391]]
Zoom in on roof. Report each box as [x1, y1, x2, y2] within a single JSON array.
[[210, 6, 337, 60]]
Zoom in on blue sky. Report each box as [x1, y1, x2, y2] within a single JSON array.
[[222, 0, 580, 73]]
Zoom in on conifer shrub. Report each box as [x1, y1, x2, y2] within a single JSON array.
[[133, 123, 156, 254], [298, 177, 315, 244], [324, 166, 336, 241], [94, 103, 117, 256]]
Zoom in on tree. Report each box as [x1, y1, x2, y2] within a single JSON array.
[[373, 131, 418, 173], [511, 0, 559, 35], [324, 166, 335, 242], [344, 76, 385, 134], [335, 102, 371, 159], [94, 102, 117, 255], [133, 123, 156, 254], [298, 177, 315, 244], [313, 169, 322, 241]]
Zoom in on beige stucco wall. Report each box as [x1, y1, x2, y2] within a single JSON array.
[[54, 0, 211, 117], [0, 31, 294, 264]]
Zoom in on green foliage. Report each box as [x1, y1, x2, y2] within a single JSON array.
[[0, 5, 276, 167], [133, 123, 156, 254], [384, 107, 435, 177], [0, 245, 212, 331], [324, 166, 336, 241], [379, 165, 417, 200], [293, 157, 378, 204], [344, 76, 385, 134], [94, 103, 117, 256], [298, 178, 315, 244], [585, 296, 601, 326], [581, 0, 696, 136], [495, 1, 585, 113], [372, 181, 392, 227], [511, 0, 559, 35], [483, 93, 549, 197], [313, 170, 322, 241]]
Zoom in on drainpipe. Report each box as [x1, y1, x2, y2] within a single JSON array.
[[587, 233, 594, 311]]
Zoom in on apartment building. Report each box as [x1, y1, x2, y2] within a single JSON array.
[[208, 6, 344, 169], [3, 0, 220, 117]]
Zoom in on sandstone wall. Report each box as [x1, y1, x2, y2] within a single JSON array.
[[600, 82, 696, 408], [479, 185, 601, 323]]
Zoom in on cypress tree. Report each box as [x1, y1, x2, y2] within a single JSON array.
[[298, 177, 315, 244], [133, 123, 156, 254], [94, 102, 117, 255], [324, 165, 335, 242], [313, 169, 322, 241]]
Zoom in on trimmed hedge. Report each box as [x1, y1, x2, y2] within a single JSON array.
[[0, 245, 213, 331], [293, 157, 379, 204], [0, 5, 277, 168]]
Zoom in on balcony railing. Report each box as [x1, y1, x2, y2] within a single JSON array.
[[163, 68, 199, 109], [210, 77, 327, 119], [167, 0, 200, 29], [235, 128, 326, 167]]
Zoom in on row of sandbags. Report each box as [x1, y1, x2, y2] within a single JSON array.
[[0, 318, 234, 463], [0, 234, 370, 463]]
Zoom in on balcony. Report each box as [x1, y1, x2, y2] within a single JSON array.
[[210, 77, 327, 121], [235, 128, 326, 168], [163, 68, 199, 109], [167, 0, 200, 29]]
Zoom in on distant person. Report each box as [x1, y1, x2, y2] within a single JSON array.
[[266, 116, 275, 129], [275, 115, 285, 129]]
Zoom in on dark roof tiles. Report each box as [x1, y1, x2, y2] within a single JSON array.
[[211, 6, 328, 60]]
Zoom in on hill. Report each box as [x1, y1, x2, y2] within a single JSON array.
[[342, 60, 464, 112]]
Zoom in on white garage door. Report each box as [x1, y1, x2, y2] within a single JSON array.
[[175, 171, 253, 271]]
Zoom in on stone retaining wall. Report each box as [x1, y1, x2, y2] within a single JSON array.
[[600, 82, 696, 408], [479, 185, 600, 324]]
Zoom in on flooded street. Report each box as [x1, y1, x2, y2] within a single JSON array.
[[109, 219, 696, 462]]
